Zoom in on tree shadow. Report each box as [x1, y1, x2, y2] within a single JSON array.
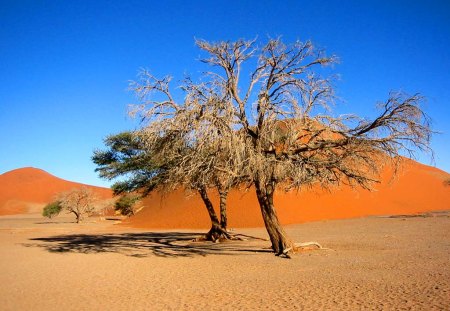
[[23, 231, 271, 258], [34, 221, 77, 224]]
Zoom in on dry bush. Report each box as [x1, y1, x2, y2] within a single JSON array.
[[56, 187, 98, 223]]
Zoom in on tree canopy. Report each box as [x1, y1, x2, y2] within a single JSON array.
[[92, 131, 165, 196]]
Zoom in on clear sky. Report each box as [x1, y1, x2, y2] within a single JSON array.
[[1, 0, 449, 187]]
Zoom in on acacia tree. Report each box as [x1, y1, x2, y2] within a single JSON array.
[[129, 72, 252, 241], [56, 187, 98, 223], [131, 38, 432, 256], [93, 129, 243, 241]]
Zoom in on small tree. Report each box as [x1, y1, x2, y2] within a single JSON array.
[[129, 76, 250, 241], [93, 130, 243, 241], [42, 201, 62, 219], [57, 187, 97, 223]]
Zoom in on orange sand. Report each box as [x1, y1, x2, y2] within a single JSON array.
[[0, 167, 112, 215], [126, 159, 450, 228]]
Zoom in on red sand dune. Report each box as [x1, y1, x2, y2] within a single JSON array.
[[0, 167, 112, 216], [125, 159, 450, 229]]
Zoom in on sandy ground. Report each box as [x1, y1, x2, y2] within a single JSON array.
[[1, 212, 449, 311]]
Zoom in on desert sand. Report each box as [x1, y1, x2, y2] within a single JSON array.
[[1, 163, 449, 310], [1, 212, 449, 310]]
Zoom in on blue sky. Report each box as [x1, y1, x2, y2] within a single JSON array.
[[1, 0, 449, 187]]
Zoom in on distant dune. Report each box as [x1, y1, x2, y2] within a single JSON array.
[[124, 158, 450, 229], [0, 167, 112, 216]]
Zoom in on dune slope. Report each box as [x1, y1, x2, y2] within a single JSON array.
[[125, 159, 450, 229], [0, 167, 112, 215]]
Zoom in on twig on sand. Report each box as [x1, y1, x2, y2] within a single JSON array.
[[294, 241, 328, 249], [282, 242, 330, 259]]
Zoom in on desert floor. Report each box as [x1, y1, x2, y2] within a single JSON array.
[[1, 212, 449, 311]]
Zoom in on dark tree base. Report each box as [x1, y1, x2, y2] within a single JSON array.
[[195, 225, 245, 243]]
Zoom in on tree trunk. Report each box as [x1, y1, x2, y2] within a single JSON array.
[[72, 211, 81, 223], [198, 187, 230, 242], [255, 179, 293, 256], [218, 188, 228, 229]]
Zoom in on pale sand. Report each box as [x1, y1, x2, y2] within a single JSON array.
[[1, 213, 449, 310]]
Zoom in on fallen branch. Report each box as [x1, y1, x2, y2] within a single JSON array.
[[281, 241, 330, 258], [294, 241, 329, 250]]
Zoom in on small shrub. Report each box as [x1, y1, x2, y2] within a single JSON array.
[[115, 194, 140, 216], [42, 201, 62, 219]]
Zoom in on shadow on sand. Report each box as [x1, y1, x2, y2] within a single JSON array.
[[34, 221, 78, 225], [23, 232, 271, 258]]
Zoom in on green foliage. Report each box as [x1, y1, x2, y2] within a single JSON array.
[[42, 201, 62, 219], [114, 194, 140, 216], [92, 131, 164, 196]]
